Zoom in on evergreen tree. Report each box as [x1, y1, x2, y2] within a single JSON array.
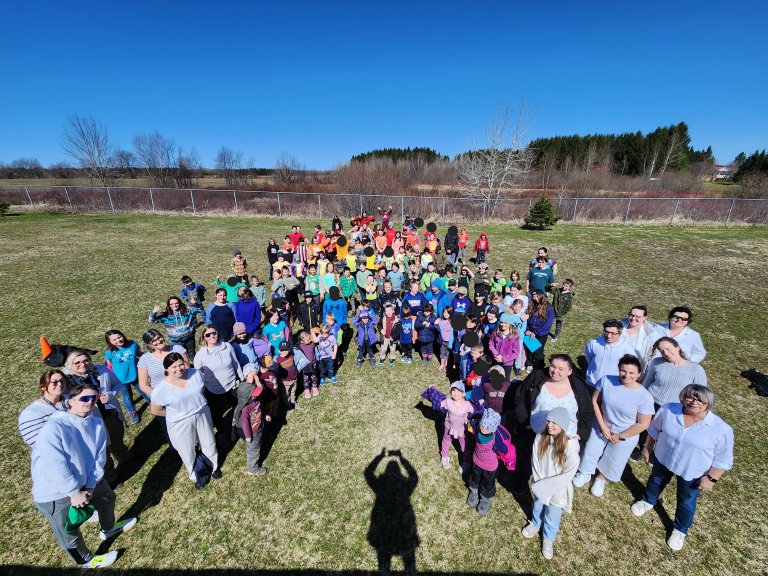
[[524, 194, 559, 230]]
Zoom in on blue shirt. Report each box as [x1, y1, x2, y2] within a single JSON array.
[[649, 403, 734, 481], [104, 341, 140, 384]]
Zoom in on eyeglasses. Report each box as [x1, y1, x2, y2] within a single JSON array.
[[204, 332, 218, 338], [684, 396, 707, 405], [151, 337, 165, 344], [72, 360, 89, 366], [671, 315, 689, 322], [75, 395, 97, 403], [603, 330, 620, 336]]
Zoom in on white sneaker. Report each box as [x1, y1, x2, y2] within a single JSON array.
[[590, 478, 607, 497], [81, 551, 118, 569], [99, 517, 137, 541], [667, 529, 687, 551], [521, 522, 539, 539], [542, 538, 554, 560], [572, 471, 590, 488], [631, 500, 654, 517], [441, 456, 450, 469]]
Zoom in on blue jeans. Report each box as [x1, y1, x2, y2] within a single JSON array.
[[643, 459, 702, 534], [318, 358, 335, 379], [117, 380, 138, 413], [531, 497, 564, 542]]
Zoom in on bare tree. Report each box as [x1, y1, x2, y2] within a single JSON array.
[[176, 147, 200, 188], [274, 151, 305, 184], [457, 100, 533, 217], [133, 132, 177, 187], [111, 148, 136, 178], [61, 115, 114, 185], [215, 146, 244, 186]]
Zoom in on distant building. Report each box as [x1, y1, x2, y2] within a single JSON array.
[[713, 165, 732, 180]]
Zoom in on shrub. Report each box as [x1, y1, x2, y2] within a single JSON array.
[[0, 202, 9, 216], [524, 194, 559, 229]]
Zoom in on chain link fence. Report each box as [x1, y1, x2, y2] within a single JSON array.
[[2, 185, 767, 225]]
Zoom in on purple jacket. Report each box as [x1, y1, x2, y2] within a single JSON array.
[[353, 315, 379, 346], [488, 332, 520, 365], [527, 305, 555, 337]]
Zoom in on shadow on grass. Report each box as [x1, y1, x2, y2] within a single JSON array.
[[621, 463, 673, 533], [414, 402, 444, 455], [4, 569, 538, 576]]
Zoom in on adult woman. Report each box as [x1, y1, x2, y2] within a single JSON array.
[[150, 353, 220, 487], [631, 385, 734, 551], [657, 306, 706, 363], [193, 324, 255, 446], [512, 354, 594, 491], [64, 350, 130, 481], [149, 296, 200, 359], [644, 337, 708, 407], [32, 381, 137, 568], [620, 305, 660, 371], [572, 355, 655, 497], [524, 289, 555, 372], [137, 329, 190, 399], [19, 370, 68, 448], [235, 286, 261, 335], [204, 287, 237, 342]]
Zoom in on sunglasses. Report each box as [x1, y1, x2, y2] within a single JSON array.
[[204, 332, 218, 338], [671, 315, 689, 321], [75, 395, 98, 403], [49, 379, 66, 386]]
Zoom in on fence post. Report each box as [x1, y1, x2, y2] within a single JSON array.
[[318, 193, 322, 219], [276, 192, 282, 217], [725, 197, 736, 225], [233, 190, 239, 215], [63, 186, 72, 209], [190, 189, 196, 215], [624, 198, 632, 224], [24, 186, 34, 209], [149, 188, 156, 213], [106, 187, 115, 213], [670, 199, 680, 225], [572, 198, 579, 223]]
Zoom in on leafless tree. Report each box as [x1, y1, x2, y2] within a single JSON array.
[[457, 100, 533, 217], [216, 146, 244, 186], [176, 147, 200, 188], [274, 151, 305, 184], [133, 132, 177, 187], [61, 115, 114, 185], [111, 149, 136, 178]]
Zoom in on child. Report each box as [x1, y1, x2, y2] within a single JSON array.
[[415, 303, 437, 364], [503, 281, 528, 313], [461, 342, 485, 389], [305, 264, 321, 298], [378, 303, 400, 368], [457, 227, 469, 262], [216, 274, 247, 303], [550, 279, 575, 343], [439, 381, 475, 470], [339, 266, 358, 313], [231, 249, 248, 284], [275, 341, 298, 411], [249, 275, 267, 309], [482, 305, 500, 336], [316, 324, 338, 385], [467, 409, 502, 516], [473, 232, 490, 265], [263, 308, 288, 355], [489, 313, 521, 380], [508, 299, 529, 375], [399, 304, 415, 364], [298, 331, 319, 398], [353, 309, 378, 368], [521, 407, 580, 560], [180, 274, 206, 313], [240, 384, 268, 476], [364, 275, 379, 314], [490, 269, 506, 294], [104, 329, 142, 424], [474, 263, 490, 299], [435, 305, 454, 373], [255, 355, 279, 424]]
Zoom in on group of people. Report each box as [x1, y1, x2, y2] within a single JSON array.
[[19, 213, 733, 568]]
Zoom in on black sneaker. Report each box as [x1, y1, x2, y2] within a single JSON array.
[[212, 468, 222, 480], [629, 447, 643, 463]]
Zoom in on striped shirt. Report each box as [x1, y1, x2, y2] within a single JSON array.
[[18, 399, 64, 448]]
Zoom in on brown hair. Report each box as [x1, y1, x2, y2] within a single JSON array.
[[38, 370, 68, 395], [537, 426, 569, 469]]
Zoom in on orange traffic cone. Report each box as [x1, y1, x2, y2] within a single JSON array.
[[40, 336, 53, 361]]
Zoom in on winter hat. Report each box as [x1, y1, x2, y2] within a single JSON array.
[[233, 249, 242, 256], [479, 262, 488, 269], [486, 305, 499, 317], [499, 313, 515, 325], [450, 380, 466, 393], [329, 286, 340, 300], [232, 322, 247, 335], [479, 409, 501, 434], [431, 278, 442, 289], [546, 407, 572, 432]]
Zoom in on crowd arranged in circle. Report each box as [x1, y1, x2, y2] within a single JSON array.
[[19, 208, 733, 567]]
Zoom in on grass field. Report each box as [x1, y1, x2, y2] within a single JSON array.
[[1, 213, 767, 575]]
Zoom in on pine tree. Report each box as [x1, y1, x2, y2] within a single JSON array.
[[524, 195, 559, 230]]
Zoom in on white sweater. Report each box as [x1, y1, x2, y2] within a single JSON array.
[[530, 434, 580, 513], [31, 410, 107, 503]]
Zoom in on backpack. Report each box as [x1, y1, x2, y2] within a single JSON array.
[[293, 347, 311, 372], [493, 425, 517, 471], [193, 450, 214, 489]]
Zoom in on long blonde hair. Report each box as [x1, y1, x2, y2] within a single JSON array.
[[537, 427, 569, 469]]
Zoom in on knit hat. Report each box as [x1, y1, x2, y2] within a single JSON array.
[[233, 249, 242, 256], [499, 313, 515, 325], [479, 409, 501, 434], [450, 380, 466, 393], [479, 262, 488, 269], [431, 278, 442, 289], [232, 322, 247, 335], [546, 407, 571, 432]]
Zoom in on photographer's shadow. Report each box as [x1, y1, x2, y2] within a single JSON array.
[[364, 449, 420, 575]]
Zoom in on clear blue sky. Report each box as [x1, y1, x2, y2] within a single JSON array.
[[2, 0, 765, 168]]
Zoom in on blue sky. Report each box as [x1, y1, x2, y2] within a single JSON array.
[[1, 1, 765, 168]]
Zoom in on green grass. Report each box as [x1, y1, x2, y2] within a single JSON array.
[[1, 213, 767, 575]]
